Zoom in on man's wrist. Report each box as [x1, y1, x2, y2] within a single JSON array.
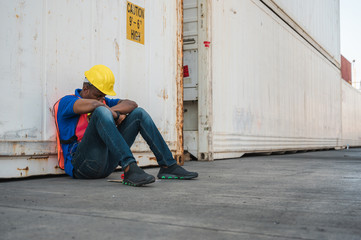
[[114, 111, 121, 121]]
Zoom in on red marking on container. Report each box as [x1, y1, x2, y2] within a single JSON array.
[[183, 65, 190, 77], [341, 55, 352, 84], [204, 41, 211, 47]]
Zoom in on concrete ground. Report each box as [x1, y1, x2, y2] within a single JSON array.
[[1, 148, 361, 240]]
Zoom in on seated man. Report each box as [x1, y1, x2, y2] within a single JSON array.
[[54, 65, 198, 186]]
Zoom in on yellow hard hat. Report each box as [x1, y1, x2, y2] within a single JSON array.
[[84, 65, 116, 96]]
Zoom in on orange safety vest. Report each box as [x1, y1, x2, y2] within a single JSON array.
[[53, 96, 89, 170]]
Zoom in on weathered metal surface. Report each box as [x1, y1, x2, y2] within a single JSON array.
[[0, 156, 63, 179], [262, 0, 340, 68], [209, 0, 343, 159], [183, 50, 198, 100], [0, 141, 56, 156], [183, 130, 198, 158], [197, 0, 213, 161], [0, 0, 182, 177], [175, 0, 184, 166], [341, 81, 361, 147], [183, 0, 199, 160], [183, 0, 199, 102]]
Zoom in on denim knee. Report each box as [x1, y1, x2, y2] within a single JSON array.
[[130, 107, 149, 120], [92, 106, 113, 123]]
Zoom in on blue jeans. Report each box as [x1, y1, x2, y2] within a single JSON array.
[[71, 106, 176, 179]]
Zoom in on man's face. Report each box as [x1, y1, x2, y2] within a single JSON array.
[[84, 84, 106, 102]]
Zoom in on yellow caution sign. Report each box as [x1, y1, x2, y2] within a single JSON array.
[[126, 1, 145, 45]]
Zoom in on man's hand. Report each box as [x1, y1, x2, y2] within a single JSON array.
[[73, 97, 134, 126], [115, 114, 127, 126], [111, 99, 138, 114]]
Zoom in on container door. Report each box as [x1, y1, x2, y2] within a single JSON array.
[[183, 0, 199, 158]]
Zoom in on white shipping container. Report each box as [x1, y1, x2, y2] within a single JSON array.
[[3, 0, 361, 178], [0, 0, 183, 178], [210, 0, 342, 159], [182, 0, 351, 160]]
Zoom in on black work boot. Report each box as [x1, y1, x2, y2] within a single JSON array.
[[123, 162, 155, 187], [157, 164, 198, 180]]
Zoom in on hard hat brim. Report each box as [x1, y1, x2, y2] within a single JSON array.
[[102, 89, 117, 96]]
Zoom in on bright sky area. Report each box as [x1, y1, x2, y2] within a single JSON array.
[[340, 0, 361, 87]]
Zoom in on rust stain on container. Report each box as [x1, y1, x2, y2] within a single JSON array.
[[28, 155, 49, 160], [114, 39, 120, 62], [175, 0, 184, 166], [163, 90, 168, 100], [12, 143, 16, 153], [175, 154, 184, 166], [17, 166, 29, 177], [158, 89, 168, 100], [148, 157, 157, 164], [163, 4, 167, 33], [17, 167, 29, 171]]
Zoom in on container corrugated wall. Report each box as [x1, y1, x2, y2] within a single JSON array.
[[267, 0, 340, 65], [341, 81, 361, 146], [0, 0, 182, 178], [209, 0, 342, 159]]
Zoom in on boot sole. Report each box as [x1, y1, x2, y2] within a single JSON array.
[[123, 177, 155, 187], [157, 173, 198, 180]]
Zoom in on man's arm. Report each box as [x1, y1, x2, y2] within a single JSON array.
[[73, 99, 118, 119], [110, 99, 138, 114]]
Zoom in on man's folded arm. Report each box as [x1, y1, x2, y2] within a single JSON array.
[[110, 99, 138, 114]]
